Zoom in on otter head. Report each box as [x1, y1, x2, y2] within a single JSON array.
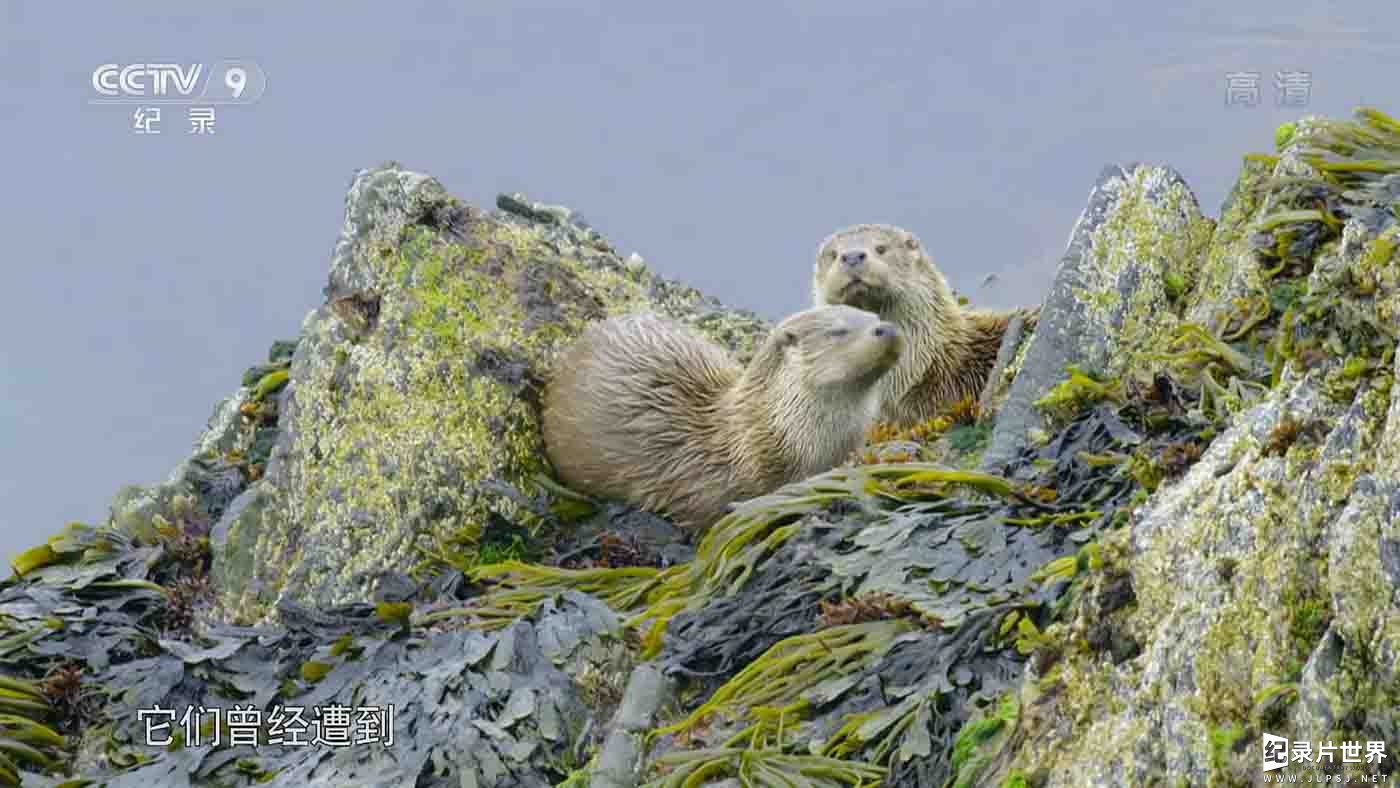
[[812, 224, 952, 321], [767, 304, 902, 397], [743, 304, 901, 478]]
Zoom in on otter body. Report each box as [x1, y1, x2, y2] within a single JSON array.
[[542, 306, 901, 530], [813, 224, 1038, 427]]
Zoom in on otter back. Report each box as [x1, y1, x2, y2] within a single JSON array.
[[541, 313, 744, 529]]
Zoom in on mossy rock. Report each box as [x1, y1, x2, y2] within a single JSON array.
[[209, 164, 768, 623], [983, 163, 1213, 468], [990, 107, 1400, 786]]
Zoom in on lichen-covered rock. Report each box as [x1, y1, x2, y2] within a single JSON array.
[[983, 163, 1215, 468], [210, 165, 768, 623], [105, 337, 292, 550], [986, 109, 1400, 786]]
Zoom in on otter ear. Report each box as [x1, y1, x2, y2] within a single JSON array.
[[781, 330, 799, 349], [904, 237, 919, 250]]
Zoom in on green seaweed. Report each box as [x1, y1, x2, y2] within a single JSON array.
[[373, 601, 412, 627], [650, 620, 908, 742], [1002, 511, 1100, 529], [298, 661, 332, 683], [1033, 367, 1122, 424], [1255, 208, 1326, 232], [643, 746, 884, 788], [423, 561, 680, 632], [0, 674, 66, 787], [250, 368, 290, 401], [948, 694, 1019, 788], [8, 546, 57, 578]]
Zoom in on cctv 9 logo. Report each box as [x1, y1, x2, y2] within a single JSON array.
[[90, 60, 267, 104]]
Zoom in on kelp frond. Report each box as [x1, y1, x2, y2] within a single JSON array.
[[650, 620, 909, 742]]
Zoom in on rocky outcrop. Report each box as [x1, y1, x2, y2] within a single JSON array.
[[987, 111, 1400, 786], [210, 168, 768, 622], [1, 108, 1396, 788], [982, 163, 1215, 467]]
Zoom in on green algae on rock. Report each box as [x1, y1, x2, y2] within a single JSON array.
[[982, 162, 1214, 469], [981, 107, 1400, 787], [209, 165, 768, 623]]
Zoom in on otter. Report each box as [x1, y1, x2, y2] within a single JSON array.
[[812, 224, 1038, 427], [541, 305, 902, 530]]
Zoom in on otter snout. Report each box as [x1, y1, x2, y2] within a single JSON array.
[[840, 250, 867, 268]]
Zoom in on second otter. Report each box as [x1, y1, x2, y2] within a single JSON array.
[[542, 305, 901, 530], [813, 224, 1039, 427]]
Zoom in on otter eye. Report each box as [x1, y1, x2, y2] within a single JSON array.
[[874, 245, 887, 255], [905, 238, 919, 250]]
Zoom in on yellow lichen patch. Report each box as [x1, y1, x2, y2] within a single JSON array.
[[1364, 229, 1397, 269]]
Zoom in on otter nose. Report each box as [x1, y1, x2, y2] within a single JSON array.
[[873, 322, 897, 339], [840, 250, 867, 268]]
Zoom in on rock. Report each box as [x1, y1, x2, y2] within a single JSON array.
[[987, 109, 1400, 786], [982, 163, 1214, 469], [590, 663, 676, 788], [977, 310, 1031, 417], [209, 164, 768, 622]]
